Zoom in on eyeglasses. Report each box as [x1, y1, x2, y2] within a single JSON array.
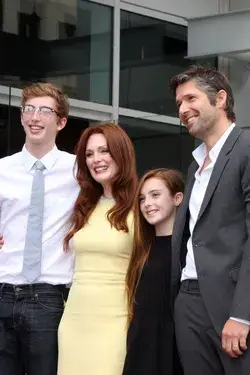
[[20, 105, 60, 118]]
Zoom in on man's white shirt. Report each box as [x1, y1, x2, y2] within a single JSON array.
[[0, 146, 80, 285]]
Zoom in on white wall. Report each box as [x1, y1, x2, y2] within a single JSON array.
[[226, 0, 250, 127], [121, 0, 219, 18], [229, 60, 250, 127], [229, 0, 250, 11]]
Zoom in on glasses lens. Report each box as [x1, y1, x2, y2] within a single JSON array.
[[39, 107, 54, 116], [22, 105, 35, 114]]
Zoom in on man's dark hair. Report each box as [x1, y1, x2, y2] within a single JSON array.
[[169, 65, 236, 122]]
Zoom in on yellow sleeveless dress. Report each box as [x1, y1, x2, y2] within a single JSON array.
[[57, 198, 134, 375]]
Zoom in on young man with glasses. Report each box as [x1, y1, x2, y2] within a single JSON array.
[[0, 82, 79, 375]]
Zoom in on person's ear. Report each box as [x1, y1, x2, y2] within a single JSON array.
[[57, 117, 67, 132], [216, 90, 227, 111], [174, 192, 183, 207]]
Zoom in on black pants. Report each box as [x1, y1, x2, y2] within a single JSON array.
[[0, 283, 65, 375], [174, 280, 250, 375]]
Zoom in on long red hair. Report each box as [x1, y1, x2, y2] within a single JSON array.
[[64, 123, 138, 250], [126, 168, 184, 322]]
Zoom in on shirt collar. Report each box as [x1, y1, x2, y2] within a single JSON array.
[[21, 145, 59, 172], [193, 123, 236, 167]]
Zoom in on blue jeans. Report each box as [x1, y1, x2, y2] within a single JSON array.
[[0, 283, 65, 375]]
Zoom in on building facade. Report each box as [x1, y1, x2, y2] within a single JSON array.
[[0, 0, 224, 175]]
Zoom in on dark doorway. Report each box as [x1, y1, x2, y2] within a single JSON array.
[[57, 117, 89, 154]]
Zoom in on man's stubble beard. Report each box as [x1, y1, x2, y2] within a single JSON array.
[[191, 112, 218, 141]]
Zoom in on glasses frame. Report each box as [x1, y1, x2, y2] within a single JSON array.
[[20, 105, 60, 118]]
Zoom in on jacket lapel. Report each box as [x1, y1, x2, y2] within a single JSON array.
[[172, 161, 197, 252], [197, 126, 243, 221], [180, 163, 196, 219], [171, 162, 197, 287]]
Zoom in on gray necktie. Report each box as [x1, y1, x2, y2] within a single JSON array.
[[22, 160, 46, 282]]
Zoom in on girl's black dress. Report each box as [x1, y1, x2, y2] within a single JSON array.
[[122, 235, 182, 375]]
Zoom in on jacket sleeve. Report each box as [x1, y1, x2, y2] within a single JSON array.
[[230, 150, 250, 321]]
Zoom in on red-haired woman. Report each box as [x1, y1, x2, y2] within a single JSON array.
[[57, 123, 137, 375], [123, 168, 184, 375]]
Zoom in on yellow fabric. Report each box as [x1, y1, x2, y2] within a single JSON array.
[[58, 198, 134, 375]]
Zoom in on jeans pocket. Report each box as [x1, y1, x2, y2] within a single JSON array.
[[35, 292, 64, 311]]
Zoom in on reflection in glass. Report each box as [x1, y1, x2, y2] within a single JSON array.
[[119, 116, 194, 176], [0, 0, 113, 104], [120, 11, 216, 116]]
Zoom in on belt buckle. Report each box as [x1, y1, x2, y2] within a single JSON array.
[[14, 286, 22, 292]]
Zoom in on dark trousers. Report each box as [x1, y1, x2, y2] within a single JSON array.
[[0, 283, 65, 375], [174, 280, 250, 375]]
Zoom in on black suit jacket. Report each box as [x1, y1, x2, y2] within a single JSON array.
[[172, 126, 250, 334]]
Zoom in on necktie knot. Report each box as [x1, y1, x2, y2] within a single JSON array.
[[34, 160, 45, 171]]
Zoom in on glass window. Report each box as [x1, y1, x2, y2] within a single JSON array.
[[0, 103, 10, 158], [0, 104, 24, 157], [120, 11, 216, 116], [0, 0, 113, 105], [119, 116, 195, 176]]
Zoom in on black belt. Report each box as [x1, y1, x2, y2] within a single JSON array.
[[0, 282, 66, 294], [180, 279, 200, 291]]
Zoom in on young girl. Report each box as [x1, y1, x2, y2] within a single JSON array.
[[123, 168, 184, 375]]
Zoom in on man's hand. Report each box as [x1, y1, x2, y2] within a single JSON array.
[[0, 234, 3, 249], [222, 319, 249, 358]]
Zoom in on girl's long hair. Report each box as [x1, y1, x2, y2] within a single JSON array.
[[64, 123, 138, 250], [126, 168, 184, 323]]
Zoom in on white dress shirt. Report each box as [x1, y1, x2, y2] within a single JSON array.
[[181, 123, 250, 325], [0, 145, 80, 285]]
